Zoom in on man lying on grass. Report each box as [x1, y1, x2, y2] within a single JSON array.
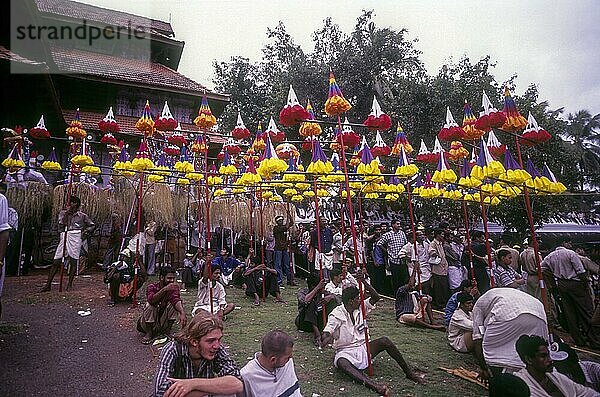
[[320, 275, 425, 395], [153, 311, 243, 397]]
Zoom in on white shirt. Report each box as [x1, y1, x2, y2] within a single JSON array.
[[472, 288, 546, 341], [127, 233, 146, 257], [0, 194, 10, 232], [402, 241, 431, 282], [323, 300, 375, 352], [448, 308, 473, 348], [325, 273, 359, 296], [515, 368, 598, 397], [194, 278, 227, 310], [240, 353, 302, 397]]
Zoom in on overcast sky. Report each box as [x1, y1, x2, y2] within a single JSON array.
[[84, 0, 600, 117]]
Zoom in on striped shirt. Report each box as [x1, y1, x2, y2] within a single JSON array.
[[153, 341, 241, 397], [494, 265, 522, 288]]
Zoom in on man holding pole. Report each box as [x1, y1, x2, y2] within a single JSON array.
[[273, 213, 296, 286], [41, 196, 94, 292], [320, 276, 424, 395]]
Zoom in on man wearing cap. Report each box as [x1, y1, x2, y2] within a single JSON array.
[[448, 292, 475, 353], [273, 213, 296, 286]]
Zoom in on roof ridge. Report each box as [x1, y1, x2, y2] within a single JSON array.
[[35, 0, 174, 34]]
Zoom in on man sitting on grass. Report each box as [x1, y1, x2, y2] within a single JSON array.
[[395, 273, 445, 331], [321, 276, 425, 395], [243, 248, 286, 306], [192, 261, 234, 320], [443, 279, 478, 326], [212, 249, 244, 286], [239, 330, 302, 397], [295, 276, 339, 346], [153, 311, 243, 397], [447, 292, 475, 353], [137, 266, 187, 344]]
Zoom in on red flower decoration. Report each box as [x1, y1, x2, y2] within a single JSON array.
[[100, 133, 118, 145]]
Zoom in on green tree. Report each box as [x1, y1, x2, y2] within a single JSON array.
[[563, 110, 600, 190]]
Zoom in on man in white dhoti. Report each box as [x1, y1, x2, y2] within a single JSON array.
[[41, 196, 95, 291]]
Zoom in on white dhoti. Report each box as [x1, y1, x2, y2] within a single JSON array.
[[334, 344, 370, 370], [192, 301, 227, 317], [315, 250, 334, 270], [54, 230, 83, 260]]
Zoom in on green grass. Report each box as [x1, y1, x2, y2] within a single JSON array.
[[179, 282, 486, 397], [0, 322, 28, 335]]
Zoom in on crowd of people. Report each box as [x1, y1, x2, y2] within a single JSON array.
[[1, 179, 599, 396], [114, 214, 598, 396]]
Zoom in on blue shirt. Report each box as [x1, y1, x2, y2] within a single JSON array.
[[444, 292, 460, 326], [373, 245, 385, 265], [212, 256, 242, 276]]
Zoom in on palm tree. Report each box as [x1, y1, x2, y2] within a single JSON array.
[[563, 110, 600, 190]]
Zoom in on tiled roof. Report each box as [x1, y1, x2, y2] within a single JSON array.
[[35, 0, 174, 36], [49, 45, 217, 96], [61, 109, 225, 144], [0, 45, 46, 66]]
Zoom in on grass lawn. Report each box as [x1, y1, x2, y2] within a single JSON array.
[[179, 280, 486, 397]]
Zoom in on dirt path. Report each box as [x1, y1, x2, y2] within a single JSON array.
[[0, 272, 155, 397]]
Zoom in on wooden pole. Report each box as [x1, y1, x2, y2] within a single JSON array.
[[131, 171, 144, 305], [512, 136, 549, 312], [337, 115, 373, 377]]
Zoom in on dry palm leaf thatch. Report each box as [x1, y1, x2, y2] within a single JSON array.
[[208, 198, 295, 234], [6, 182, 53, 228], [111, 176, 137, 222], [143, 183, 175, 227], [171, 185, 191, 224], [52, 182, 111, 226]]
